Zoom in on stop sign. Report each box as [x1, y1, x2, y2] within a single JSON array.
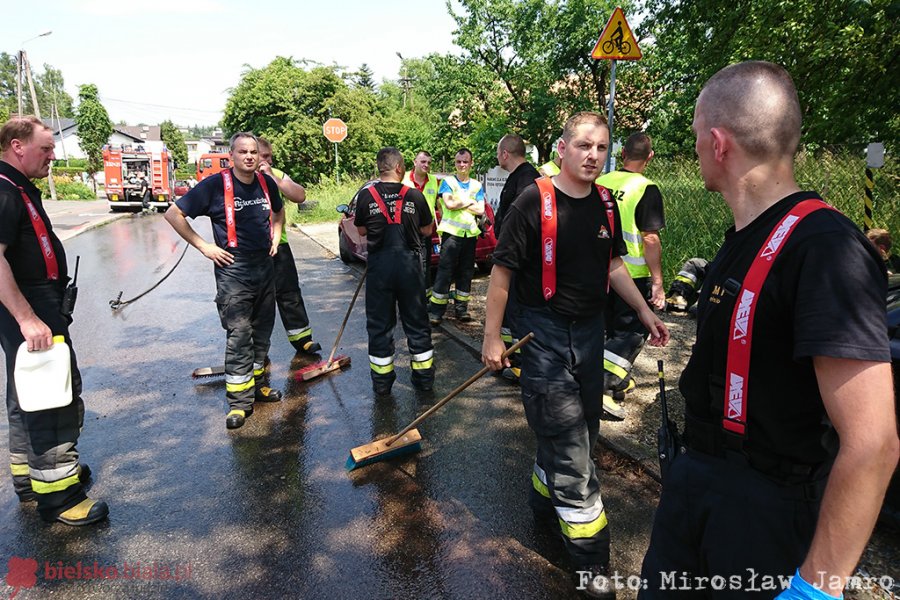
[[323, 118, 348, 143]]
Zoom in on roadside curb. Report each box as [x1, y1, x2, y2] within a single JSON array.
[[295, 222, 663, 483]]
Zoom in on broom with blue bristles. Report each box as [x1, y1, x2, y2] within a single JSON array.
[[346, 332, 534, 471]]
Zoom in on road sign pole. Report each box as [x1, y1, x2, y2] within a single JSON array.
[[334, 141, 340, 184], [605, 59, 617, 174]]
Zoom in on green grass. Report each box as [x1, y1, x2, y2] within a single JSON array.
[[287, 176, 367, 226], [649, 150, 900, 281]]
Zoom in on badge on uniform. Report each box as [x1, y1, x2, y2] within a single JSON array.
[[597, 225, 610, 239]]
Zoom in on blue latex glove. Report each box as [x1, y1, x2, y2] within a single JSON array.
[[775, 569, 843, 600]]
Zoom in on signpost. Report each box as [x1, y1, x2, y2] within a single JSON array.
[[482, 166, 509, 215], [590, 6, 642, 173], [323, 118, 348, 183]]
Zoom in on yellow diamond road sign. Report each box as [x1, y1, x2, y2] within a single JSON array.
[[591, 6, 642, 60]]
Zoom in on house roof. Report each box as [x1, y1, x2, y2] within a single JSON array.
[[42, 117, 77, 134], [116, 125, 162, 141]]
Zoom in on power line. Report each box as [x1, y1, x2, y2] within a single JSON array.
[[100, 96, 223, 115]]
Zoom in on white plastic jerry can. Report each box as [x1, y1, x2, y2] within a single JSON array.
[[14, 335, 73, 412]]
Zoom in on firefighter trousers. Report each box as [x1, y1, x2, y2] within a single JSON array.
[[214, 252, 276, 412], [429, 233, 476, 318], [639, 449, 824, 598], [603, 277, 650, 394], [366, 246, 434, 391], [420, 232, 434, 297], [273, 242, 314, 351], [668, 257, 709, 305], [0, 282, 87, 521], [515, 305, 611, 567]]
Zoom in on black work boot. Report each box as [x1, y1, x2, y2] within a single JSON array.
[[54, 498, 109, 527], [372, 371, 396, 397], [454, 305, 473, 323], [575, 564, 617, 599], [293, 340, 322, 355], [254, 386, 283, 403]]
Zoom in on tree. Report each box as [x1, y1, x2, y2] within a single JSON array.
[[354, 63, 376, 91], [74, 84, 113, 176], [643, 0, 899, 151], [35, 65, 74, 118], [0, 53, 75, 120], [160, 120, 188, 166]]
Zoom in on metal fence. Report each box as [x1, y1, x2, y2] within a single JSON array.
[[647, 148, 899, 281]]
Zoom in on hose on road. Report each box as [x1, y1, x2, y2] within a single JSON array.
[[109, 243, 189, 311]]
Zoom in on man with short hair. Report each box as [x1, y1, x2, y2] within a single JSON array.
[[494, 133, 540, 383], [595, 133, 666, 420], [402, 150, 438, 296], [355, 148, 435, 396], [165, 132, 285, 430], [640, 61, 898, 599], [483, 112, 669, 599], [429, 148, 484, 324], [257, 137, 321, 356], [0, 116, 107, 526]]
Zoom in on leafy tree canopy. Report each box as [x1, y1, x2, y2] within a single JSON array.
[[74, 84, 113, 175], [160, 119, 188, 166]]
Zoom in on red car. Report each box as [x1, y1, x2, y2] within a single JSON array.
[[336, 182, 497, 273], [174, 180, 190, 198]]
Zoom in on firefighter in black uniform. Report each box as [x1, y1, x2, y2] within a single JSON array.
[[355, 148, 435, 396], [257, 137, 322, 356], [0, 116, 107, 526], [165, 132, 285, 430], [483, 112, 669, 599], [640, 62, 898, 599], [494, 133, 540, 383]]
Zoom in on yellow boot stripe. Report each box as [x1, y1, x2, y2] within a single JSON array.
[[227, 410, 246, 418], [603, 358, 629, 380], [531, 472, 551, 498], [31, 474, 80, 494], [10, 463, 29, 476], [558, 510, 609, 539], [226, 379, 256, 393]]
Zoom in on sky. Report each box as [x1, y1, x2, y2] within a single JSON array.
[[2, 0, 461, 127]]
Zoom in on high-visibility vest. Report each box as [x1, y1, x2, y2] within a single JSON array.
[[402, 170, 438, 219], [538, 160, 560, 177], [437, 176, 482, 238], [594, 170, 654, 279], [269, 167, 290, 244]]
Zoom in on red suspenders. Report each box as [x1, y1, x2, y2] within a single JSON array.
[[534, 176, 616, 300], [366, 184, 408, 224], [723, 198, 835, 436], [0, 174, 59, 280], [221, 170, 273, 249]]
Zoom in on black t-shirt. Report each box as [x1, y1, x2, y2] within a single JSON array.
[[353, 182, 432, 253], [495, 161, 541, 236], [0, 160, 68, 285], [680, 191, 890, 466], [632, 177, 665, 232], [175, 169, 283, 254], [493, 182, 626, 318]]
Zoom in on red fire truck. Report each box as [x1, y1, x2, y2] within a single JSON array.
[[103, 145, 175, 212]]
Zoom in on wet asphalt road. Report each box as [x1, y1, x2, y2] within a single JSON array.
[[0, 214, 660, 599]]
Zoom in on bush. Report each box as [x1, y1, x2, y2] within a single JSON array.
[[35, 176, 95, 200]]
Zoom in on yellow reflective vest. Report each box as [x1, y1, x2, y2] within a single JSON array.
[[538, 160, 560, 177], [438, 176, 482, 238], [594, 170, 653, 278], [402, 170, 438, 219]]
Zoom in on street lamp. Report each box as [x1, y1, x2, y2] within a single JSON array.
[[17, 30, 52, 115]]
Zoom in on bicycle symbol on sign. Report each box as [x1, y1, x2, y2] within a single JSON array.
[[601, 21, 632, 55]]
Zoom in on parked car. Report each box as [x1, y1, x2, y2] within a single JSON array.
[[882, 273, 900, 528], [336, 182, 497, 273], [174, 180, 190, 198]]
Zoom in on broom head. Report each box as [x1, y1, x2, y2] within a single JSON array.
[[295, 355, 351, 381], [192, 366, 225, 379], [346, 428, 423, 471]]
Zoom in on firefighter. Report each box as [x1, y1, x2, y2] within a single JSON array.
[[0, 116, 107, 526], [665, 257, 708, 313], [428, 148, 484, 325], [482, 112, 669, 599], [494, 133, 540, 383], [257, 137, 322, 356], [595, 133, 666, 420], [639, 61, 897, 599], [138, 172, 151, 211], [165, 132, 285, 430], [355, 147, 435, 396], [402, 150, 439, 297]]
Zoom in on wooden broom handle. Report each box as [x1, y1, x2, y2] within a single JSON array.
[[326, 267, 367, 367], [386, 332, 535, 446]]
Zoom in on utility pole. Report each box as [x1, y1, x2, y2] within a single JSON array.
[[22, 51, 57, 200], [17, 51, 23, 116]]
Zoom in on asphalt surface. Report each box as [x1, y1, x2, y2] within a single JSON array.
[[0, 213, 661, 599]]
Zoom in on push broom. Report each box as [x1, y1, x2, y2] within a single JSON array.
[[346, 332, 534, 471], [294, 267, 367, 382]]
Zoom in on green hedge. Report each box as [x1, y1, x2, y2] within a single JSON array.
[[35, 177, 95, 200]]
